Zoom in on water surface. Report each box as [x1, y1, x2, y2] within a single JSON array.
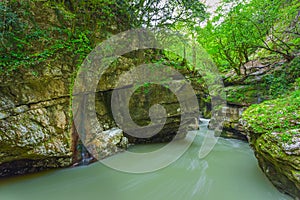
[[0, 121, 292, 200]]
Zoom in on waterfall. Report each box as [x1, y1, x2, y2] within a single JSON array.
[[76, 143, 93, 166], [81, 146, 90, 165]]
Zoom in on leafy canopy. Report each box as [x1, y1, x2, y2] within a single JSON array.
[[197, 0, 300, 75]]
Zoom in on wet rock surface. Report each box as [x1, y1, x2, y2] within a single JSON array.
[[250, 131, 300, 199]]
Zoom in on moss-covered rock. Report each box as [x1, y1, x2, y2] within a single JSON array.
[[0, 1, 208, 176], [242, 90, 300, 136], [219, 56, 300, 141], [242, 90, 300, 199], [251, 131, 300, 198], [0, 73, 73, 177], [88, 56, 205, 145], [225, 85, 261, 106]]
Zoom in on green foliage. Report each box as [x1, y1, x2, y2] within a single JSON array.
[[151, 53, 186, 71], [0, 26, 92, 75], [197, 0, 300, 75], [0, 1, 28, 73], [0, 0, 208, 76], [0, 1, 113, 75], [261, 57, 300, 98], [262, 74, 289, 98], [281, 133, 292, 142], [226, 85, 259, 105], [126, 0, 207, 28], [141, 82, 152, 95], [224, 55, 300, 106], [294, 77, 300, 90], [242, 89, 300, 141]]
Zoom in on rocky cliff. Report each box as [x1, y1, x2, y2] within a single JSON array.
[[0, 62, 74, 176], [242, 90, 300, 199], [0, 38, 208, 178], [0, 49, 209, 176], [0, 0, 210, 176]]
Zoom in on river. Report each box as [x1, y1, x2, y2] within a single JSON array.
[[0, 120, 292, 200]]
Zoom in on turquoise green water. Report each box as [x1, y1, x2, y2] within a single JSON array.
[[0, 122, 292, 200]]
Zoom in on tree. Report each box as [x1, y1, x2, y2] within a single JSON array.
[[124, 0, 206, 29], [197, 0, 300, 76], [0, 0, 208, 74]]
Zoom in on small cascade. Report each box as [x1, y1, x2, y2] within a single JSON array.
[[75, 143, 93, 166], [198, 118, 210, 126], [81, 145, 91, 165]]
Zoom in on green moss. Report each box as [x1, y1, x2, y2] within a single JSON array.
[[225, 57, 300, 105], [256, 135, 285, 158], [0, 0, 124, 75], [226, 85, 260, 105], [242, 90, 300, 141], [260, 57, 300, 98]]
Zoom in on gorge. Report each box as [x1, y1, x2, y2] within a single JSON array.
[[0, 0, 299, 199]]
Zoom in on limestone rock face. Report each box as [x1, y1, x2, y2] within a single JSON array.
[[86, 127, 129, 159], [0, 76, 73, 176], [250, 131, 300, 199], [208, 105, 248, 141], [220, 106, 248, 141], [76, 57, 204, 149], [0, 1, 206, 177], [0, 55, 205, 176], [241, 91, 300, 199], [208, 83, 262, 141]]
